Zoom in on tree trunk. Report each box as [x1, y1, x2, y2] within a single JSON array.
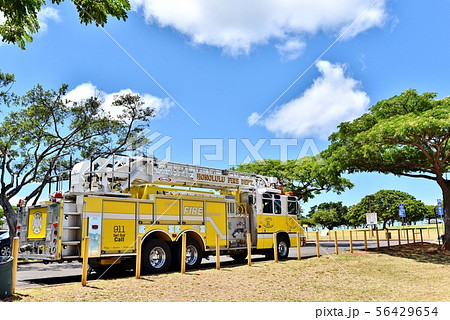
[[0, 195, 17, 238], [441, 184, 450, 250]]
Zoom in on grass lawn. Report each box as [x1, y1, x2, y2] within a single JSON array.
[[5, 243, 450, 302]]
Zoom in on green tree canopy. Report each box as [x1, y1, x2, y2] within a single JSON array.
[[0, 70, 155, 236], [235, 157, 353, 203], [0, 0, 130, 49], [308, 201, 349, 230], [325, 89, 450, 248], [346, 190, 427, 229]]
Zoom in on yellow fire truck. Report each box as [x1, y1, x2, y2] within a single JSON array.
[[17, 156, 305, 273]]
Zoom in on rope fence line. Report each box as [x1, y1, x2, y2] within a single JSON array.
[[304, 225, 444, 243]]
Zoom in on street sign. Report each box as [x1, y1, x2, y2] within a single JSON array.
[[366, 212, 378, 225], [399, 203, 406, 218], [437, 199, 444, 216]]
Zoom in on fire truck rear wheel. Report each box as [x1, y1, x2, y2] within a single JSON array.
[[142, 239, 172, 274], [230, 253, 247, 263], [174, 238, 203, 270]]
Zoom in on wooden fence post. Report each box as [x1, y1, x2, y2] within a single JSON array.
[[216, 234, 221, 270], [349, 230, 353, 253], [273, 233, 279, 262], [181, 233, 187, 274], [81, 236, 90, 287], [296, 232, 301, 260], [363, 230, 368, 251], [247, 233, 252, 266], [316, 231, 321, 258], [334, 230, 339, 255], [420, 229, 424, 245], [397, 229, 401, 246], [12, 237, 19, 294], [135, 236, 142, 279]]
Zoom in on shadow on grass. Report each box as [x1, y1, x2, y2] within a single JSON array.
[[369, 243, 450, 265], [1, 292, 30, 302]]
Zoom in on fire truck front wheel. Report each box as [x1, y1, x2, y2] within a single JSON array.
[[142, 239, 172, 274], [264, 235, 290, 260], [277, 235, 290, 260]]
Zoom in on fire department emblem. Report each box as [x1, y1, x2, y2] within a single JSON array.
[[264, 217, 273, 228], [32, 211, 43, 234]]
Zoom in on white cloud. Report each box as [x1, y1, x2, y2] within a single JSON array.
[[275, 38, 307, 61], [250, 60, 370, 139], [130, 0, 388, 57], [64, 82, 98, 102], [64, 83, 173, 119], [38, 6, 62, 33]]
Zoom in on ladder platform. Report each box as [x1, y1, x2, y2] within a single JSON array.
[[62, 241, 81, 246], [63, 211, 81, 216], [63, 226, 81, 230]]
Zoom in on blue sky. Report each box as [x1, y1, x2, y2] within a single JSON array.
[[1, 0, 449, 212]]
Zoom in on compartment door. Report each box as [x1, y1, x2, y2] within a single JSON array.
[[205, 201, 227, 248], [27, 207, 47, 239], [102, 200, 136, 253]]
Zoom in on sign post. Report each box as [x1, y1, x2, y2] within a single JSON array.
[[366, 212, 378, 237], [399, 203, 406, 239], [399, 203, 406, 219], [436, 199, 444, 245]]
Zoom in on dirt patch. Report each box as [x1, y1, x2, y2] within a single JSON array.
[[368, 243, 450, 265]]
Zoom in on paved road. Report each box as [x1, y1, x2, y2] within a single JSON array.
[[15, 240, 395, 289]]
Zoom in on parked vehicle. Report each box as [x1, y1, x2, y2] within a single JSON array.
[[0, 231, 11, 256], [17, 155, 305, 273]]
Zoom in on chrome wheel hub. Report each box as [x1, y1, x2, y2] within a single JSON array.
[[185, 244, 199, 266], [278, 240, 288, 257], [149, 246, 166, 269]]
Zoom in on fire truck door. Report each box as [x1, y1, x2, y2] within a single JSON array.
[[261, 193, 275, 234]]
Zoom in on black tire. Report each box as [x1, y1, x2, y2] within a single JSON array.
[[89, 259, 126, 277], [141, 239, 172, 274], [264, 249, 274, 259], [174, 238, 203, 270], [264, 235, 290, 260], [230, 253, 247, 263], [277, 235, 290, 260], [0, 245, 11, 257]]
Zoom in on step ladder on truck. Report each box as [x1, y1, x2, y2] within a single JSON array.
[[16, 155, 305, 273]]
